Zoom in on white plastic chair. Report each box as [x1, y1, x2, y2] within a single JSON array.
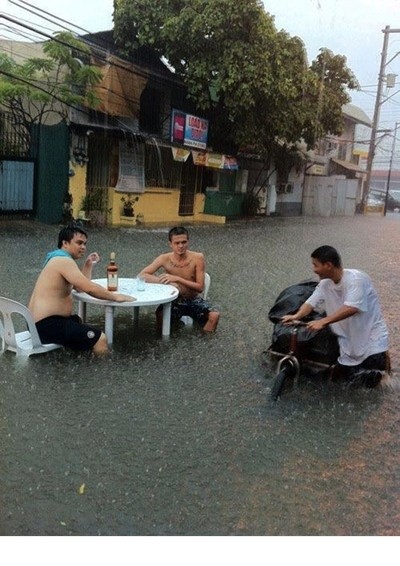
[[181, 272, 211, 326], [0, 296, 63, 357]]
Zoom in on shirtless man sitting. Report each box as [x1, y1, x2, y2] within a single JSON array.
[[139, 226, 220, 332], [28, 223, 134, 355]]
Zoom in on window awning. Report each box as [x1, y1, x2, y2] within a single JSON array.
[[331, 158, 365, 174], [91, 54, 148, 118]]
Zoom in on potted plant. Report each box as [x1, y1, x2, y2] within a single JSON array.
[[80, 188, 110, 226], [121, 194, 139, 217]]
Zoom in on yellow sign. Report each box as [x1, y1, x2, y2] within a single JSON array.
[[171, 148, 190, 162]]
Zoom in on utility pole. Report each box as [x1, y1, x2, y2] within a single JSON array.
[[363, 26, 391, 211], [384, 121, 399, 215]]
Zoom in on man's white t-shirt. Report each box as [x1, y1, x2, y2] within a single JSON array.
[[306, 269, 389, 366]]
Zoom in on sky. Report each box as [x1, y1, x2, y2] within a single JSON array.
[[264, 0, 400, 132], [2, 0, 400, 160]]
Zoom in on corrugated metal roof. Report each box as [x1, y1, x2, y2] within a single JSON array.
[[331, 158, 366, 173], [342, 103, 372, 127]]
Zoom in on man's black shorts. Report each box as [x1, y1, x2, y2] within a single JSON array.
[[36, 314, 101, 351], [157, 297, 216, 327]]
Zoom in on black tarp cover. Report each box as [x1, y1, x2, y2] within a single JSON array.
[[268, 280, 339, 365]]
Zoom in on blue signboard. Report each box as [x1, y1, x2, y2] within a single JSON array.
[[171, 110, 208, 149]]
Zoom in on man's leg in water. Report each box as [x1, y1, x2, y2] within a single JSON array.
[[92, 332, 110, 355]]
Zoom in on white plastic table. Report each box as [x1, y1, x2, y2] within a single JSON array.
[[73, 278, 179, 345]]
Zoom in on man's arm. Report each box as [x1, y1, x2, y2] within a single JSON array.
[[158, 254, 205, 294], [81, 252, 100, 280], [60, 261, 135, 303], [306, 305, 359, 332], [281, 302, 314, 324], [282, 299, 359, 331], [139, 255, 168, 283]]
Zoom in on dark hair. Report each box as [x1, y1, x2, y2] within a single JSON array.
[[58, 223, 88, 248], [168, 226, 189, 241], [311, 245, 342, 268]]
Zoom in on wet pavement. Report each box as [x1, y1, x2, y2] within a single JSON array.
[[0, 214, 400, 535]]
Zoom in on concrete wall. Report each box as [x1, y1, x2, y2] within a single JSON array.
[[110, 188, 224, 226], [275, 179, 303, 216], [69, 162, 87, 218], [69, 160, 225, 226], [275, 200, 302, 216]]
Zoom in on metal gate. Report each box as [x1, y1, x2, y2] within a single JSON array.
[[303, 176, 358, 217], [178, 187, 196, 215], [178, 160, 202, 215], [0, 159, 34, 212], [0, 112, 34, 216]]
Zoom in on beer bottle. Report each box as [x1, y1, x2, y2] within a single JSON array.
[[107, 252, 118, 291]]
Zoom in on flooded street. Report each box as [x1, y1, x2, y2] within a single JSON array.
[[1, 215, 400, 535]]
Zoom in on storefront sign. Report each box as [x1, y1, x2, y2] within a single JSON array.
[[171, 110, 208, 149]]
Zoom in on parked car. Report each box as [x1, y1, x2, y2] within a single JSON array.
[[387, 190, 400, 211], [386, 193, 400, 212], [369, 190, 400, 212], [367, 195, 384, 210]]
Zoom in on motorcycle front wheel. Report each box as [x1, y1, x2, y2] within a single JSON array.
[[271, 360, 297, 401]]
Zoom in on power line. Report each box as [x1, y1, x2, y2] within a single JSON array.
[[9, 0, 93, 35]]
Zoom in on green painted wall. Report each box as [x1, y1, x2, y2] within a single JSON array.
[[33, 123, 69, 224], [204, 191, 244, 216]]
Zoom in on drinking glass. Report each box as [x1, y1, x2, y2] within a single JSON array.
[[137, 274, 146, 291]]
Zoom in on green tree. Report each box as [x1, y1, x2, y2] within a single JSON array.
[[0, 31, 102, 147], [113, 0, 359, 155]]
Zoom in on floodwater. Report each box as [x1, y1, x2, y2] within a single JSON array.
[[1, 215, 399, 536]]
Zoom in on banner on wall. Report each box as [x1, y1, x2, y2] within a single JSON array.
[[192, 151, 238, 170], [115, 140, 145, 193], [223, 156, 239, 171], [171, 110, 208, 149], [192, 151, 207, 166], [205, 153, 224, 169], [171, 147, 191, 162]]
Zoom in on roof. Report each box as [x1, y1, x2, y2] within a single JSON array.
[[331, 158, 366, 173], [81, 30, 176, 80], [342, 103, 372, 128]]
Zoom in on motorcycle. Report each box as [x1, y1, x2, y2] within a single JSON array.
[[266, 280, 340, 400]]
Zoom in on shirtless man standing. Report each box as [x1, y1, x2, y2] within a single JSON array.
[[139, 226, 219, 332], [29, 223, 134, 354]]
